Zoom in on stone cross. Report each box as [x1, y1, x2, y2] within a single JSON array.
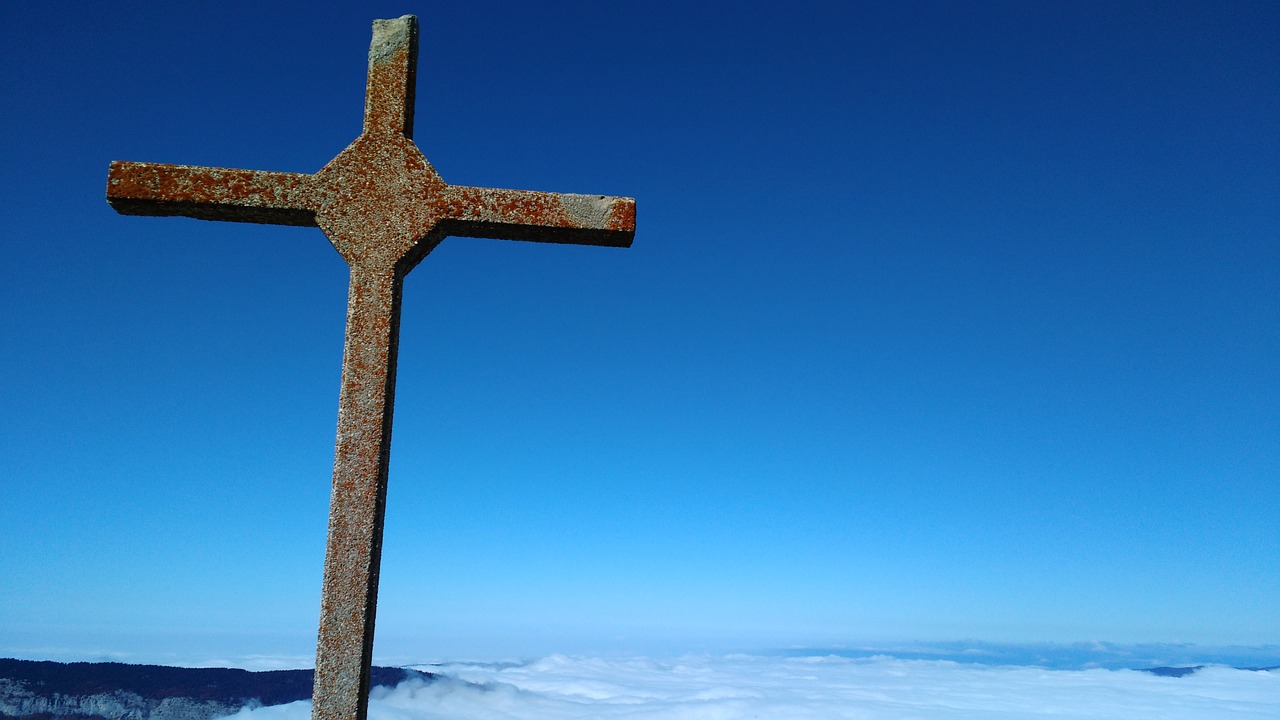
[[105, 15, 634, 720]]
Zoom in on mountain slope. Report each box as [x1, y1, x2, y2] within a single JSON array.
[[0, 659, 432, 720]]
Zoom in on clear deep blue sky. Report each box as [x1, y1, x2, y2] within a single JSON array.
[[1, 1, 1276, 663]]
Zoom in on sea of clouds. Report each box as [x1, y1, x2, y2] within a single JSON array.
[[221, 652, 1279, 720]]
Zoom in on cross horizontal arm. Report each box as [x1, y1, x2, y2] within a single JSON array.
[[439, 186, 635, 247], [107, 161, 316, 226]]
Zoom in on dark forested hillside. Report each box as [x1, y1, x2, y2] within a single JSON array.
[[0, 659, 432, 720]]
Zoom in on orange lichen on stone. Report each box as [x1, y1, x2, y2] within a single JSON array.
[[104, 13, 633, 720]]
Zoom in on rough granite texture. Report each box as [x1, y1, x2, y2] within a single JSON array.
[[105, 13, 633, 720]]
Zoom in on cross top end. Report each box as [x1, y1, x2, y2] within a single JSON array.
[[370, 16, 416, 65], [363, 15, 418, 139], [106, 13, 634, 275]]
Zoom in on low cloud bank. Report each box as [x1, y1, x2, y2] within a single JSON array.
[[222, 653, 1279, 720], [779, 640, 1280, 670]]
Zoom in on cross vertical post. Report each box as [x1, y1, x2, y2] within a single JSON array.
[[314, 264, 403, 720], [106, 14, 634, 720]]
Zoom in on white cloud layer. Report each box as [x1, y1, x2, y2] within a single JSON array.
[[222, 653, 1279, 720]]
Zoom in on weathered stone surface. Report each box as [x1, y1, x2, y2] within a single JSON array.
[[105, 13, 633, 720]]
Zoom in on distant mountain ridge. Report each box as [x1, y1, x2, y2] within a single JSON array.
[[0, 659, 432, 720], [778, 641, 1280, 672]]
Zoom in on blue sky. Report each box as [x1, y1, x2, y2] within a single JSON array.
[[1, 1, 1277, 664]]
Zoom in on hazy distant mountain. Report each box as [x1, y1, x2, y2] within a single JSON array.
[[0, 659, 432, 720]]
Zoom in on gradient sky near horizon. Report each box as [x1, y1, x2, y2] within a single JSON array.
[[1, 1, 1277, 664]]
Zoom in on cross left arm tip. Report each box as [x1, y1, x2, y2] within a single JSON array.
[[106, 161, 316, 227]]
